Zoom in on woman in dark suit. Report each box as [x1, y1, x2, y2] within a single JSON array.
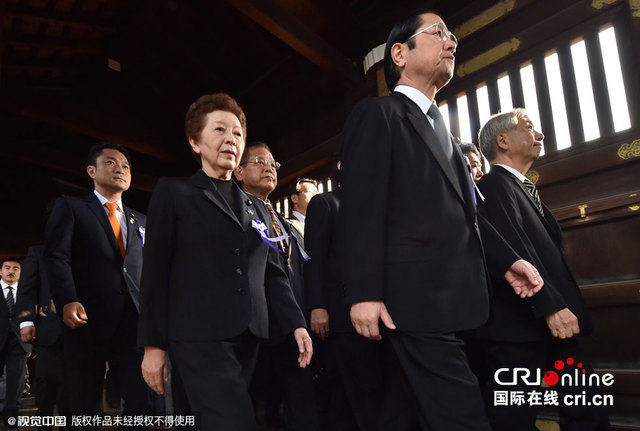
[[138, 93, 312, 430]]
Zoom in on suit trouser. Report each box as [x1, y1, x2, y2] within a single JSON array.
[[261, 336, 321, 431], [33, 341, 64, 423], [479, 338, 610, 431], [61, 296, 152, 430], [170, 330, 260, 431], [323, 332, 385, 431], [378, 331, 491, 431], [0, 335, 27, 417]]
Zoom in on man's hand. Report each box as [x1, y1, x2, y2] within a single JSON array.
[[62, 302, 88, 329], [141, 347, 169, 395], [294, 328, 313, 368], [505, 259, 543, 298], [350, 300, 396, 341], [20, 326, 36, 343], [310, 308, 330, 340], [545, 308, 580, 339]]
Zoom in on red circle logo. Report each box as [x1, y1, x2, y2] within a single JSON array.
[[544, 371, 559, 386]]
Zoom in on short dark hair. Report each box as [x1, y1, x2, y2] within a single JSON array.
[[240, 141, 272, 165], [287, 178, 318, 201], [0, 257, 22, 268], [87, 142, 132, 167], [185, 93, 247, 144], [384, 9, 437, 90], [459, 142, 480, 157]]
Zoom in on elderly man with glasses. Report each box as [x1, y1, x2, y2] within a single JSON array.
[[339, 9, 544, 431], [235, 141, 321, 431]]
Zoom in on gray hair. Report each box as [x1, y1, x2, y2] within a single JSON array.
[[478, 108, 527, 162]]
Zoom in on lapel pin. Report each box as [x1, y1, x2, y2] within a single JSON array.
[[129, 214, 135, 224], [245, 199, 253, 206]]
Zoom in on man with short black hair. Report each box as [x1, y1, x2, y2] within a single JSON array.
[[235, 142, 320, 431], [0, 257, 30, 428], [44, 142, 152, 428], [339, 9, 543, 430]]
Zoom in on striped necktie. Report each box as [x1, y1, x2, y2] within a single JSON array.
[[523, 178, 544, 215], [266, 203, 288, 254], [5, 286, 14, 315]]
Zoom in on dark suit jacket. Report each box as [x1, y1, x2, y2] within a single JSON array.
[[304, 191, 352, 333], [44, 193, 146, 343], [137, 170, 305, 349], [339, 92, 518, 333], [0, 283, 31, 356], [15, 245, 62, 346], [476, 165, 591, 342]]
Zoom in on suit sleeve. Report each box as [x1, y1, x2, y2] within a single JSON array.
[[15, 246, 39, 324], [304, 195, 331, 310], [264, 245, 306, 334], [44, 197, 79, 310], [138, 178, 175, 349], [339, 99, 392, 304], [478, 176, 567, 318]]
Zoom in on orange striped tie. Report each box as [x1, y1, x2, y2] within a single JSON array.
[[105, 202, 126, 257]]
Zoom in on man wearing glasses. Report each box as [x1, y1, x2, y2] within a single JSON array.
[[339, 9, 543, 430], [235, 142, 320, 431]]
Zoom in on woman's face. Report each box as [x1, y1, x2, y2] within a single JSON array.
[[189, 110, 245, 179]]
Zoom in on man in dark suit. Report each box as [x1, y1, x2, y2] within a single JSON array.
[[235, 142, 320, 431], [339, 9, 543, 431], [286, 178, 318, 240], [15, 245, 64, 431], [305, 172, 385, 431], [0, 257, 30, 428], [44, 142, 152, 426], [476, 109, 610, 430]]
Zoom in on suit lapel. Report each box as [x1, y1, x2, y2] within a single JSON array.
[[85, 193, 121, 256], [122, 205, 139, 253], [235, 184, 254, 232], [495, 167, 558, 240], [191, 170, 243, 229], [399, 93, 465, 203]]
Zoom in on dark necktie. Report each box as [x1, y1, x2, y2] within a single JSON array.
[[266, 203, 288, 254], [523, 178, 544, 215], [5, 286, 14, 315], [427, 104, 453, 160], [105, 202, 126, 257]]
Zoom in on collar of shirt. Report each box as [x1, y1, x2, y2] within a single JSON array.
[[1, 280, 17, 295], [93, 189, 128, 245], [394, 85, 436, 128], [291, 211, 305, 224], [494, 164, 528, 183], [94, 190, 124, 213]]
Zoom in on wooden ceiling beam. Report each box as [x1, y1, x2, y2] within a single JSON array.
[[0, 89, 175, 161], [4, 4, 119, 34], [223, 0, 361, 84]]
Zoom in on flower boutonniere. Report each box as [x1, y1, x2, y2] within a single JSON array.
[[138, 226, 146, 246]]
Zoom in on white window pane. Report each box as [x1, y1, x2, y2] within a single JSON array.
[[476, 85, 491, 128], [440, 103, 451, 133], [457, 94, 472, 143], [275, 201, 281, 213], [497, 74, 513, 112], [545, 53, 571, 150], [599, 27, 631, 132], [283, 199, 289, 217], [318, 183, 324, 194], [570, 40, 600, 141], [520, 64, 544, 156], [327, 178, 333, 192]]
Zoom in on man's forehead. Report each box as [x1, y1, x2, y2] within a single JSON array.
[[249, 148, 273, 159], [419, 13, 446, 28], [100, 149, 128, 162], [2, 262, 20, 267]]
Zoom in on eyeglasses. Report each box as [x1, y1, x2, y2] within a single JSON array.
[[243, 156, 281, 171], [406, 22, 457, 47]]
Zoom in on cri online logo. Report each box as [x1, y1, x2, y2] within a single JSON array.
[[495, 357, 614, 387]]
